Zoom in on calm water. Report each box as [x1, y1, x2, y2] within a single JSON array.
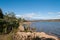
[[30, 22, 60, 37]]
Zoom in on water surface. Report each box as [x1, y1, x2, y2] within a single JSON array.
[[30, 22, 60, 37]]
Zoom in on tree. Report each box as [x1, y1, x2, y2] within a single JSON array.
[[4, 12, 19, 33], [0, 8, 3, 19], [4, 12, 16, 22], [0, 8, 4, 34], [0, 9, 20, 34]]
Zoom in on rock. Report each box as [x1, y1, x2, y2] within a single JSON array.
[[18, 24, 24, 32], [13, 32, 59, 40]]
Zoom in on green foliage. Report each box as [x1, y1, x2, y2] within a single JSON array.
[[23, 24, 36, 32], [0, 9, 19, 34], [0, 8, 27, 34], [18, 18, 27, 22], [0, 8, 31, 40], [0, 8, 3, 19], [0, 8, 4, 34]]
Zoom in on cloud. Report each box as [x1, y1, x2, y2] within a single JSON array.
[[23, 13, 35, 18], [16, 12, 60, 20], [48, 12, 54, 14], [48, 12, 60, 14], [16, 15, 21, 17], [58, 12, 60, 13], [16, 13, 41, 20], [57, 15, 60, 16], [48, 12, 60, 18]]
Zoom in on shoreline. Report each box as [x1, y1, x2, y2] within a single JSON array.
[[13, 31, 59, 40]]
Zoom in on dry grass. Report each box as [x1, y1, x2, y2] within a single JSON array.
[[0, 29, 18, 40], [0, 34, 12, 40]]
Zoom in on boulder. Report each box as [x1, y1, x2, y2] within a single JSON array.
[[13, 32, 59, 40], [18, 25, 24, 32]]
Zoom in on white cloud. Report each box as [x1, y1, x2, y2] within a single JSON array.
[[16, 15, 21, 17], [48, 12, 54, 14], [16, 12, 60, 20], [58, 12, 60, 14], [57, 15, 60, 16], [23, 13, 35, 18], [48, 12, 60, 14], [16, 13, 41, 20]]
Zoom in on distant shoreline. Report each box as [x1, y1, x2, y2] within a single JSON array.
[[27, 19, 60, 22]]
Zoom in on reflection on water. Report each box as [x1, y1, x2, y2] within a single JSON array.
[[30, 22, 60, 37]]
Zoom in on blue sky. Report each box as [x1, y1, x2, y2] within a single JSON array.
[[0, 0, 60, 20]]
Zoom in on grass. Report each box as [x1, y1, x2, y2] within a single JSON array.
[[0, 34, 12, 40], [0, 28, 18, 40]]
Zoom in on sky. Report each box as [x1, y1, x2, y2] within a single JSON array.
[[0, 0, 60, 20]]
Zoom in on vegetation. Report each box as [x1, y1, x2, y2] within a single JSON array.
[[0, 8, 36, 40], [0, 10, 18, 34], [0, 8, 28, 40], [0, 8, 24, 34]]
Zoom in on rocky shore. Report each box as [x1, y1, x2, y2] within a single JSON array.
[[12, 22, 59, 40], [13, 32, 59, 40]]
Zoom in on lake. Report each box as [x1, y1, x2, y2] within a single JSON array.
[[30, 22, 60, 37]]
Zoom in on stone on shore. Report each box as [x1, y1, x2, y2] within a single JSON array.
[[13, 32, 59, 40], [18, 25, 24, 32]]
